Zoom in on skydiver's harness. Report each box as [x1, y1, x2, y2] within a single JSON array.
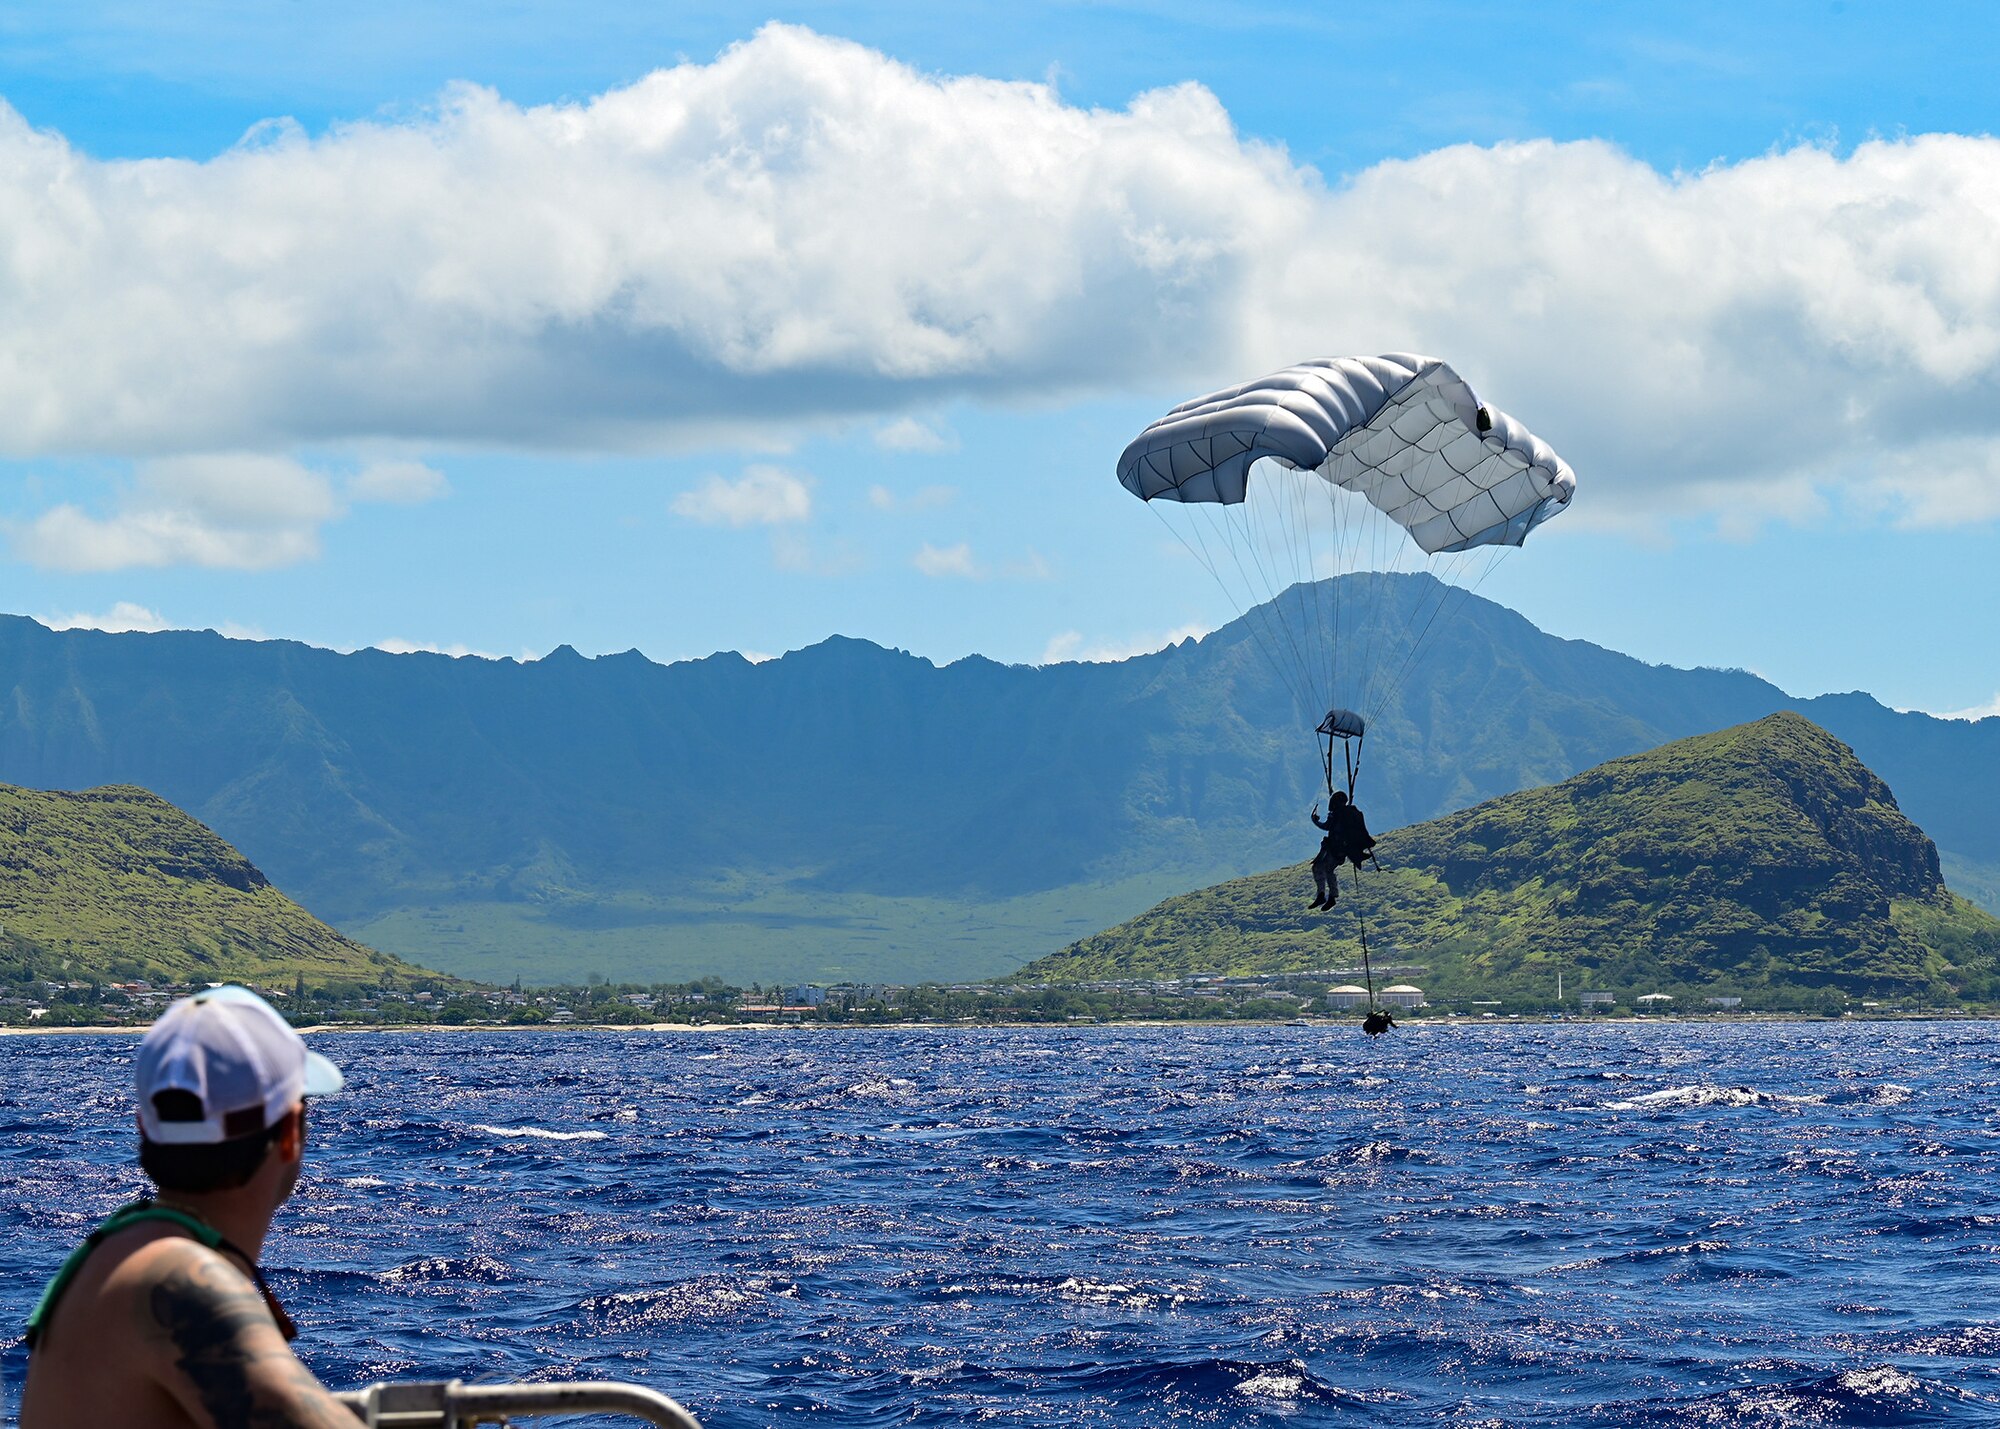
[[24, 1200, 299, 1351]]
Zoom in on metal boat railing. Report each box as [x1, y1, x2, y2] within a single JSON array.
[[336, 1378, 703, 1428]]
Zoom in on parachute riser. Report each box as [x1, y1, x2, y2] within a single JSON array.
[[1318, 730, 1363, 802]]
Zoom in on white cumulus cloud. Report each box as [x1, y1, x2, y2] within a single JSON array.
[[1938, 692, 2000, 722], [370, 637, 507, 659], [672, 464, 814, 526], [867, 482, 956, 513], [1041, 622, 1210, 664], [0, 25, 1996, 532], [873, 416, 959, 453], [14, 455, 339, 571], [40, 602, 169, 634], [8, 452, 444, 573], [913, 542, 981, 578], [349, 460, 450, 504], [912, 540, 1050, 580], [770, 529, 864, 576]]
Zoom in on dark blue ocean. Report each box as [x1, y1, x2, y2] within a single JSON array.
[[6, 1022, 2000, 1426]]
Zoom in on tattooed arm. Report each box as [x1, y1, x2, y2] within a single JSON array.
[[140, 1241, 357, 1429]]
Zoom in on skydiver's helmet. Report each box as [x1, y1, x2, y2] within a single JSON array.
[[1329, 792, 1349, 808]]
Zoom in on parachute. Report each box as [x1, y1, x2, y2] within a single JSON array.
[[1118, 354, 1575, 799]]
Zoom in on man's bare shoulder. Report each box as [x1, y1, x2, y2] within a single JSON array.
[[126, 1233, 274, 1348], [23, 1230, 227, 1429], [133, 1238, 354, 1429]]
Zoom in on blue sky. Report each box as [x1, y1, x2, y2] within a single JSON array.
[[1, 1, 1996, 716]]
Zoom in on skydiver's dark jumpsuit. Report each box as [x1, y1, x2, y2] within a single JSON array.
[[1333, 803, 1376, 870]]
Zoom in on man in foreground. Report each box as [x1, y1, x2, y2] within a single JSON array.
[[20, 985, 357, 1428]]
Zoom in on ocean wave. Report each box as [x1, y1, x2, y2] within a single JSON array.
[[1605, 1084, 1818, 1111], [933, 1272, 1192, 1313], [573, 1275, 796, 1330], [843, 1076, 916, 1099], [1616, 1363, 1970, 1425], [469, 1123, 609, 1141], [1546, 1239, 1732, 1274], [379, 1254, 514, 1284], [1881, 1324, 2000, 1357], [1069, 1355, 1374, 1408]]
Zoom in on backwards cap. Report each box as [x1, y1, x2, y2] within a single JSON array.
[[137, 985, 345, 1145]]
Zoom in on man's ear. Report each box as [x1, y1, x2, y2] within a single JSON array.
[[275, 1104, 307, 1161]]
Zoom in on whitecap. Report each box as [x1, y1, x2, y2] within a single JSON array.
[[1605, 1084, 1819, 1111], [1235, 1370, 1306, 1399], [470, 1123, 608, 1141], [1837, 1366, 1922, 1396], [844, 1076, 915, 1099]]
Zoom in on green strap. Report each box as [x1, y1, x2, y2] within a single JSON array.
[[24, 1201, 223, 1349]]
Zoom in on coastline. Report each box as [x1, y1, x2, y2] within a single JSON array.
[[3, 1012, 1984, 1037]]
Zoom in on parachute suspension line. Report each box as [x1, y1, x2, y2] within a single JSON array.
[[1360, 545, 1452, 722], [1326, 476, 1369, 714], [1237, 488, 1319, 711], [1290, 467, 1331, 723], [1352, 861, 1377, 1013], [1356, 496, 1442, 725], [1372, 541, 1514, 725], [1379, 551, 1459, 717], [1266, 466, 1311, 703], [1326, 475, 1346, 713], [1360, 914, 1376, 1013], [1154, 503, 1304, 716], [1201, 493, 1313, 716]]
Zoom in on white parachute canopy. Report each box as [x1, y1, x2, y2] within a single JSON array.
[[1118, 354, 1577, 789], [1118, 354, 1574, 551]]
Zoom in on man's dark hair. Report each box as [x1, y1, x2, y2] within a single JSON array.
[[138, 1092, 295, 1193]]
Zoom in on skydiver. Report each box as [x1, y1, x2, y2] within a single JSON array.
[[1362, 1008, 1396, 1037]]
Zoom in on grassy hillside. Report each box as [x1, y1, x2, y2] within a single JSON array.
[[0, 783, 432, 987], [1022, 714, 2000, 1006]]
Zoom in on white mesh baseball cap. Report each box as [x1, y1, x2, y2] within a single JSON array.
[[137, 985, 345, 1145]]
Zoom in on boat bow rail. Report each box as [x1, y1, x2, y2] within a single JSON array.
[[336, 1378, 703, 1428]]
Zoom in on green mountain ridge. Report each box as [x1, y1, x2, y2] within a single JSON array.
[[4, 577, 1997, 985], [1022, 714, 2000, 1005], [0, 782, 427, 987]]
